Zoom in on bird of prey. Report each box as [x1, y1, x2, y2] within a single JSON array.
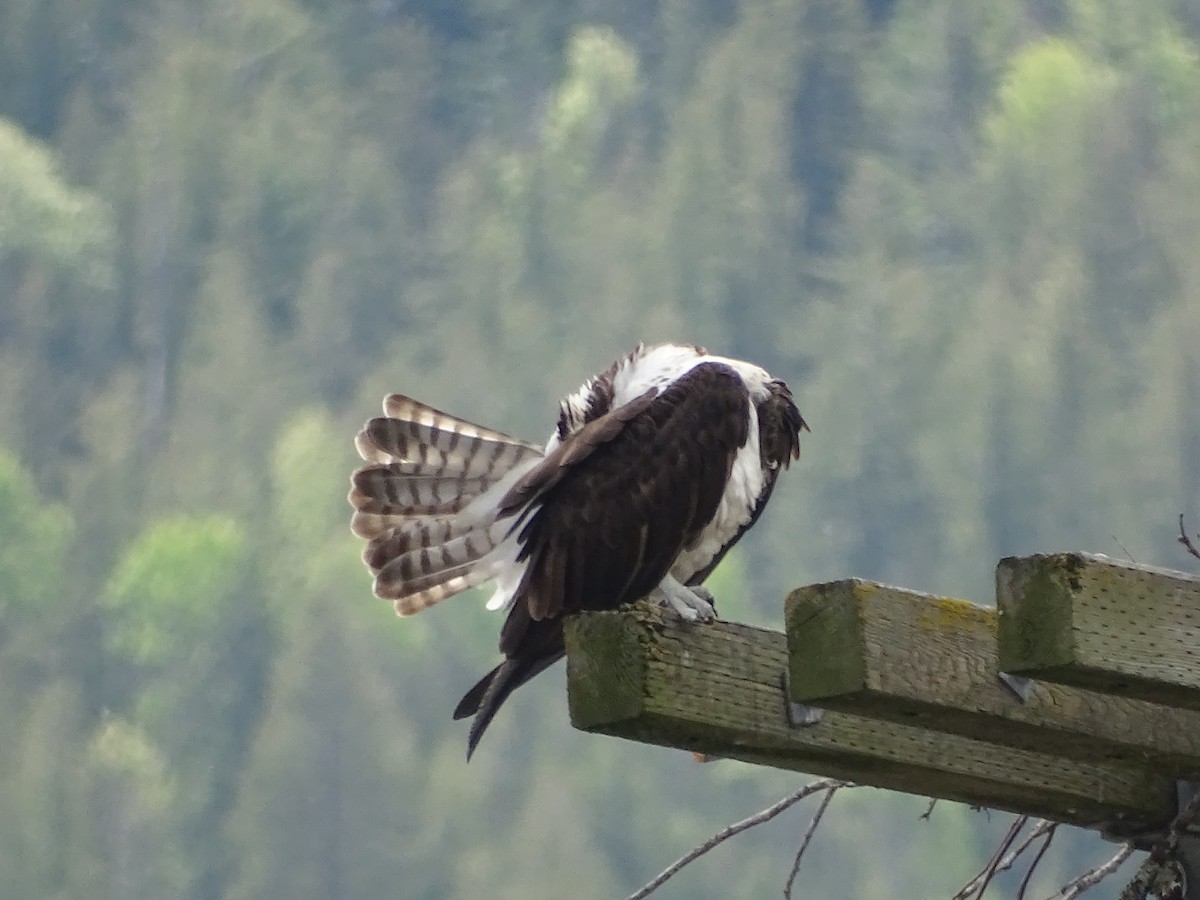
[[348, 343, 808, 758]]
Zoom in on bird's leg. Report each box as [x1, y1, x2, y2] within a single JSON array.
[[651, 574, 716, 622]]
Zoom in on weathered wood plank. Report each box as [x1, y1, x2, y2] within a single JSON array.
[[996, 553, 1200, 709], [785, 579, 1200, 777], [564, 603, 1177, 832]]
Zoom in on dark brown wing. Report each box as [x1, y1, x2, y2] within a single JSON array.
[[500, 361, 751, 646], [454, 362, 752, 757]]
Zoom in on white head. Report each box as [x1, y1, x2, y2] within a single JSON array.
[[548, 343, 778, 450]]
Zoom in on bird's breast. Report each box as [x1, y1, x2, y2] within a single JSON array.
[[669, 410, 765, 583]]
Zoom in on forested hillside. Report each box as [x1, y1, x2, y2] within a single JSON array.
[[1, 0, 1198, 897]]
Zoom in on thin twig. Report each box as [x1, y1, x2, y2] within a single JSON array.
[[783, 784, 842, 899], [978, 817, 1031, 899], [1179, 514, 1200, 561], [627, 779, 850, 900], [1110, 535, 1137, 565], [954, 815, 1029, 900], [1054, 843, 1134, 899], [951, 817, 1056, 900], [921, 798, 939, 820], [1016, 825, 1057, 900]]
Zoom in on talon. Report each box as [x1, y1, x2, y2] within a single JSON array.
[[690, 585, 717, 613], [652, 577, 716, 622], [670, 602, 700, 622]]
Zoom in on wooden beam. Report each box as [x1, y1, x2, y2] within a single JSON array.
[[784, 579, 1200, 777], [564, 603, 1177, 831], [996, 553, 1200, 710]]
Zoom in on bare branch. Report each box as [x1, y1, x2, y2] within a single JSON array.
[[627, 779, 851, 900], [1055, 843, 1134, 899], [1060, 788, 1200, 900], [981, 817, 1032, 898], [1110, 535, 1137, 564], [783, 783, 843, 899], [1016, 825, 1056, 900], [921, 798, 939, 821], [951, 817, 1056, 900], [1178, 514, 1200, 561], [953, 815, 1027, 900]]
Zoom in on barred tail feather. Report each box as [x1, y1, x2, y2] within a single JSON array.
[[349, 396, 544, 616], [366, 520, 508, 580], [349, 467, 492, 516], [361, 514, 481, 571], [379, 557, 505, 615], [363, 422, 532, 480], [382, 395, 543, 452], [350, 509, 407, 541], [361, 394, 542, 481]]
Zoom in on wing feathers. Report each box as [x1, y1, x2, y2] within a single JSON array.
[[505, 363, 750, 625], [496, 388, 658, 518]]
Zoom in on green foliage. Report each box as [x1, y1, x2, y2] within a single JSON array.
[[543, 26, 639, 171], [2, 0, 1200, 896], [0, 117, 113, 284], [1131, 26, 1200, 129], [984, 39, 1105, 159], [0, 447, 73, 620], [271, 409, 347, 554], [102, 515, 247, 666], [78, 716, 193, 898], [268, 409, 377, 625], [223, 590, 421, 900], [0, 680, 87, 898]]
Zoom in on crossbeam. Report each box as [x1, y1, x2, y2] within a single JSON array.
[[784, 579, 1200, 777], [996, 553, 1200, 710], [563, 603, 1177, 831]]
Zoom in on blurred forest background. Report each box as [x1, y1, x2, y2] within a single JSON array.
[[1, 0, 1199, 896]]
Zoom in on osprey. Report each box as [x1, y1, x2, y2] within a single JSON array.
[[348, 343, 807, 758]]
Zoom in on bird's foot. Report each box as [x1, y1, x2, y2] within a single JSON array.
[[652, 577, 716, 622]]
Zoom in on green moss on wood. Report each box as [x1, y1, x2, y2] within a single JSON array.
[[565, 603, 1180, 830], [996, 554, 1078, 674], [785, 580, 869, 701], [997, 553, 1200, 708], [786, 577, 1200, 775], [564, 607, 649, 729]]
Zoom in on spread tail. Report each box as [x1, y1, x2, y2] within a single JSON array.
[[348, 395, 544, 614]]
